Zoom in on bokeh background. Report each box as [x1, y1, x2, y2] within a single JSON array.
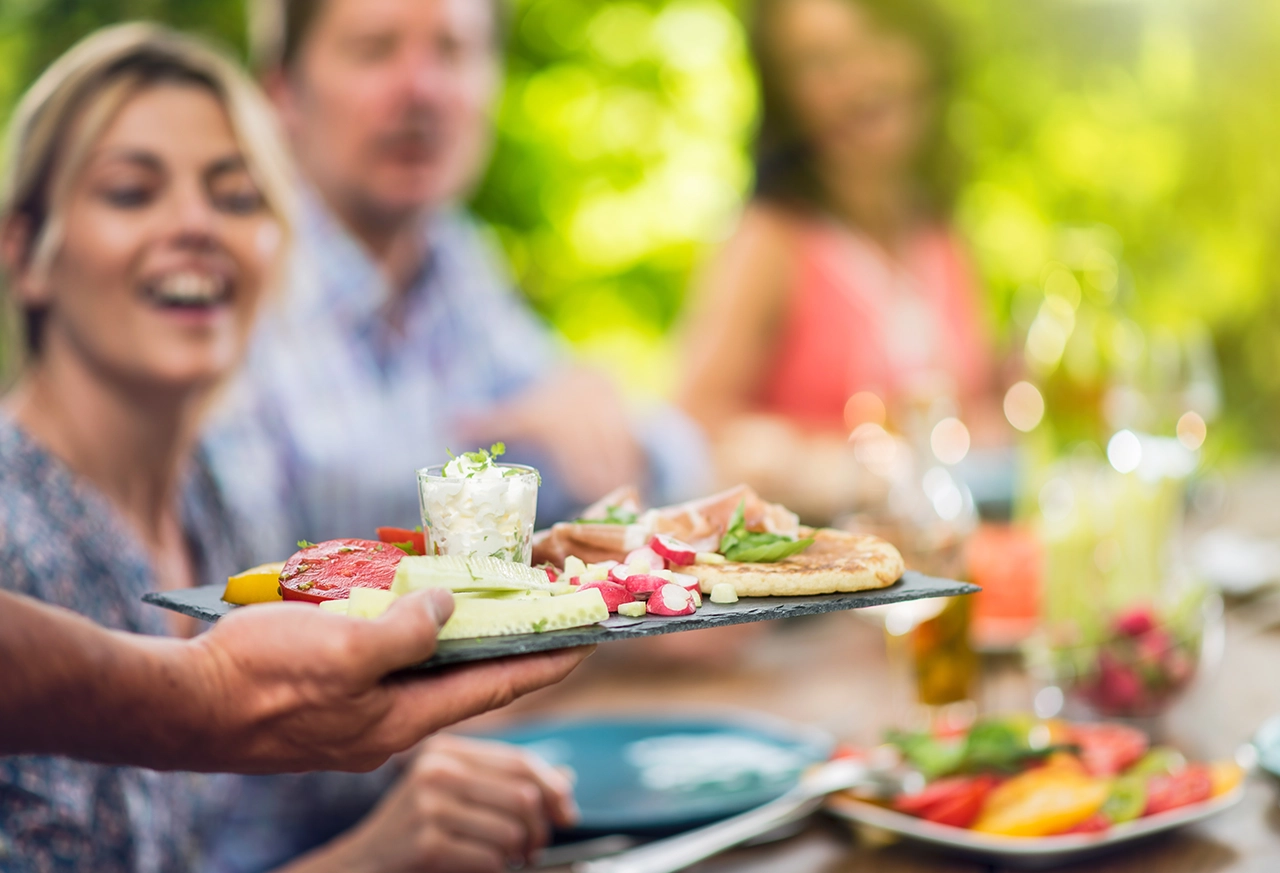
[[2, 0, 1278, 455]]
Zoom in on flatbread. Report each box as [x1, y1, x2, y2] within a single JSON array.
[[688, 528, 904, 597]]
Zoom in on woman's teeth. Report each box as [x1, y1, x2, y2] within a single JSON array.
[[147, 272, 228, 306]]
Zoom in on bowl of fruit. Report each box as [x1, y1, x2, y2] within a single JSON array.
[[1037, 592, 1223, 721]]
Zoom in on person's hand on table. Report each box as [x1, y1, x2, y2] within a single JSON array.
[[0, 589, 592, 773], [299, 734, 577, 873], [459, 366, 646, 503]]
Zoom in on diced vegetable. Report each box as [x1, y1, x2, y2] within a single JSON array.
[[376, 526, 427, 556], [894, 775, 998, 829], [971, 768, 1109, 837], [1143, 765, 1213, 816], [563, 556, 588, 579], [650, 534, 697, 566], [647, 583, 696, 616], [1069, 723, 1148, 777], [625, 546, 666, 573], [577, 580, 635, 612], [391, 555, 551, 595], [347, 587, 399, 619], [709, 583, 739, 604], [1100, 775, 1146, 824], [223, 562, 286, 605], [622, 574, 668, 597], [668, 571, 700, 592], [317, 599, 349, 615], [695, 552, 726, 565], [438, 588, 609, 640], [1209, 762, 1244, 798], [617, 601, 647, 618]]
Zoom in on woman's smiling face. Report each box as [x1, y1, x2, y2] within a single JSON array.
[[20, 81, 280, 392]]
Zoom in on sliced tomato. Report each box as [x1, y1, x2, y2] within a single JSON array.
[[1143, 765, 1213, 816], [280, 538, 406, 603], [1069, 723, 1149, 777], [376, 526, 427, 556], [894, 775, 998, 828]]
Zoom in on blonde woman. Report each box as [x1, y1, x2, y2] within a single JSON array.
[[0, 25, 577, 873]]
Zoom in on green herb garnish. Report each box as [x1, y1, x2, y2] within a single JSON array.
[[532, 618, 549, 633], [717, 500, 813, 563], [390, 541, 417, 555], [574, 505, 639, 525], [296, 539, 316, 549]]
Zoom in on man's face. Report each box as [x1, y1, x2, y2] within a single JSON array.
[[275, 0, 500, 227]]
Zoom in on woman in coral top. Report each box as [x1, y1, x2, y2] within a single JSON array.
[[680, 0, 997, 522]]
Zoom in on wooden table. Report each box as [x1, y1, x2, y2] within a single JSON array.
[[463, 600, 1280, 872]]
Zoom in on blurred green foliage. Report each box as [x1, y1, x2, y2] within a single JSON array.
[[1, 0, 1278, 452]]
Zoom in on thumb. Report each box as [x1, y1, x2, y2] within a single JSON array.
[[357, 588, 455, 680]]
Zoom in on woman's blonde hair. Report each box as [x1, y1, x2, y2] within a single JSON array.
[[0, 22, 295, 371]]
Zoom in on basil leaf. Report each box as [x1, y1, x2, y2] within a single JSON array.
[[724, 537, 815, 563]]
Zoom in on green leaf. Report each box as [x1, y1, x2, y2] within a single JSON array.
[[723, 537, 815, 563], [573, 505, 639, 525], [390, 541, 417, 555], [489, 441, 506, 458], [532, 618, 549, 633], [296, 539, 316, 549]]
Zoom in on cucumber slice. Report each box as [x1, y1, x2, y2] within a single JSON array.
[[317, 599, 349, 615], [392, 555, 552, 595], [709, 583, 739, 604], [347, 587, 398, 619], [438, 588, 609, 640], [617, 601, 647, 618]]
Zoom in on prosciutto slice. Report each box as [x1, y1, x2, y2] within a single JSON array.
[[532, 484, 799, 567]]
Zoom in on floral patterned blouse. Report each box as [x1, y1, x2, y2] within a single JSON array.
[[0, 414, 248, 873]]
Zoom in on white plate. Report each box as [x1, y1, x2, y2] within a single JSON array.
[[825, 784, 1245, 870]]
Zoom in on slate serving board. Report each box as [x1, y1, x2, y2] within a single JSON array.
[[143, 570, 977, 670]]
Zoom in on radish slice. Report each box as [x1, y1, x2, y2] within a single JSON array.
[[650, 534, 697, 566], [647, 583, 696, 616], [608, 563, 634, 585], [669, 571, 699, 592], [578, 580, 635, 613], [621, 574, 667, 597], [625, 546, 667, 573]]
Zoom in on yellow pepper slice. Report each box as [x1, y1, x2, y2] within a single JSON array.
[[223, 562, 287, 604], [1209, 761, 1244, 798], [971, 767, 1109, 837]]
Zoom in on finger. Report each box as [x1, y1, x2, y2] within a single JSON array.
[[457, 768, 550, 852], [428, 833, 509, 873], [448, 741, 579, 830], [376, 648, 592, 750], [437, 801, 532, 864], [355, 589, 455, 680]]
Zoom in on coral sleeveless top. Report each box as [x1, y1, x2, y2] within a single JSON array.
[[756, 217, 990, 430]]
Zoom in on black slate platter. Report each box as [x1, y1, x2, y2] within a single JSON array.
[[143, 571, 976, 670]]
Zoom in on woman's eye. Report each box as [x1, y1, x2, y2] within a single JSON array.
[[213, 189, 265, 215], [101, 187, 152, 208]]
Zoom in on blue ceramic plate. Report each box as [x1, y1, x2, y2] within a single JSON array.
[[477, 714, 833, 835]]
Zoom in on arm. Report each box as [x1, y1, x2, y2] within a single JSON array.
[[677, 205, 796, 435], [0, 589, 591, 773]]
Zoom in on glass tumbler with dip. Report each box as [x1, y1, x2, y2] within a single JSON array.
[[417, 458, 540, 564]]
